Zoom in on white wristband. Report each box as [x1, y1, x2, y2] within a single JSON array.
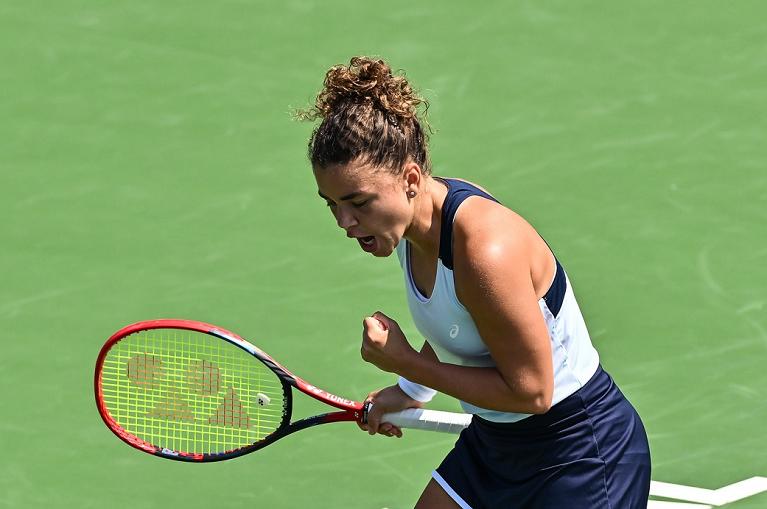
[[398, 376, 437, 403]]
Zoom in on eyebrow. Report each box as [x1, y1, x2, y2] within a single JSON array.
[[317, 190, 365, 202]]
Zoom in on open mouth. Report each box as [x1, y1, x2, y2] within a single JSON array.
[[357, 235, 377, 252]]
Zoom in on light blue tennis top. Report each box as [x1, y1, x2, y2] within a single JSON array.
[[395, 177, 599, 423]]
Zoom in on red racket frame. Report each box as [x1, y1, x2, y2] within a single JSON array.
[[95, 319, 367, 462]]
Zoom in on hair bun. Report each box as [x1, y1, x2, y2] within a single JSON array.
[[312, 56, 424, 123], [299, 56, 432, 175]]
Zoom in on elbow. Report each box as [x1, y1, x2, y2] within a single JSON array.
[[518, 385, 553, 414], [496, 372, 554, 414], [494, 392, 551, 414], [495, 388, 552, 414], [527, 392, 552, 414]]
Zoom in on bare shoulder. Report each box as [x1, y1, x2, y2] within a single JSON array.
[[450, 184, 554, 299], [441, 178, 522, 242], [453, 196, 531, 271], [451, 187, 535, 254]]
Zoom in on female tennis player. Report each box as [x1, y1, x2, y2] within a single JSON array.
[[301, 56, 651, 508]]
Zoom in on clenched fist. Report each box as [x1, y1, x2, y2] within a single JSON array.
[[360, 311, 418, 374]]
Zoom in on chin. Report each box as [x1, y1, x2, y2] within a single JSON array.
[[373, 241, 395, 257], [371, 248, 390, 258]]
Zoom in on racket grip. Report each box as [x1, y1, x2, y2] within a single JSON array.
[[382, 408, 471, 434]]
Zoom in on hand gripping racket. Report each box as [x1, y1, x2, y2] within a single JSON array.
[[95, 319, 471, 462]]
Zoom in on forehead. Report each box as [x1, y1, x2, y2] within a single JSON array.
[[314, 163, 398, 197]]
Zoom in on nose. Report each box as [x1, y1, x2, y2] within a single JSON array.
[[335, 207, 358, 231]]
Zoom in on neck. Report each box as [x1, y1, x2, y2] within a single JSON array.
[[403, 176, 447, 257]]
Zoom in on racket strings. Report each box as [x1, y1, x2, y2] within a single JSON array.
[[100, 329, 286, 455]]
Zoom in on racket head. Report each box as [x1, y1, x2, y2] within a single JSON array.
[[95, 320, 293, 462]]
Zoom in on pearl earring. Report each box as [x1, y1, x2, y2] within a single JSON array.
[[408, 190, 416, 198]]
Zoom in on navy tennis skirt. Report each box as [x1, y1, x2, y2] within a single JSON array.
[[434, 366, 651, 509]]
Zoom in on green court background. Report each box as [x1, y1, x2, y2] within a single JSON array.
[[1, 1, 765, 507]]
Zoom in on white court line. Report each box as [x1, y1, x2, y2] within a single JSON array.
[[650, 477, 767, 506]]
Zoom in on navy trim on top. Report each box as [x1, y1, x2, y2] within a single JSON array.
[[542, 258, 566, 318], [437, 177, 499, 270]]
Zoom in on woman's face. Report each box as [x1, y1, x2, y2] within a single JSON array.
[[313, 162, 414, 257]]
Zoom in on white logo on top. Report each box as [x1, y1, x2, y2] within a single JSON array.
[[449, 324, 460, 339]]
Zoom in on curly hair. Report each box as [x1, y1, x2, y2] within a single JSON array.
[[298, 56, 431, 174]]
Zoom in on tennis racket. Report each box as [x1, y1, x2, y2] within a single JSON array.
[[95, 319, 471, 462]]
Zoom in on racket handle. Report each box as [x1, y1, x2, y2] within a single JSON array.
[[382, 408, 471, 434]]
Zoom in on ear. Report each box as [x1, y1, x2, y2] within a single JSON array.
[[401, 161, 423, 193]]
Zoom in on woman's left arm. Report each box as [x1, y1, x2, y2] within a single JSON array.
[[450, 205, 555, 413]]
